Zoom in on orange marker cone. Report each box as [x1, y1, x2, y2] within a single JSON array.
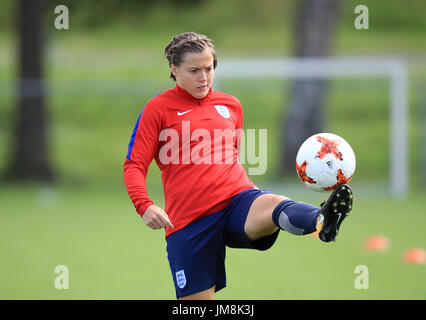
[[403, 248, 426, 265], [364, 234, 390, 252]]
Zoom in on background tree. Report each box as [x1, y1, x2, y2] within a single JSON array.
[[281, 0, 341, 176], [6, 0, 53, 181]]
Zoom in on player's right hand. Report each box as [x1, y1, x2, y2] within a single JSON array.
[[142, 205, 174, 230]]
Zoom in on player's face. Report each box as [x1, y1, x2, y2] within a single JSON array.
[[171, 48, 214, 100]]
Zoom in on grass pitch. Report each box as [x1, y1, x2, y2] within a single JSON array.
[[0, 184, 424, 300]]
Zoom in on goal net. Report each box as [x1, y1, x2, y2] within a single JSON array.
[[214, 57, 409, 198]]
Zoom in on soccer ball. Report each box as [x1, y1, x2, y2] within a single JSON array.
[[295, 133, 356, 192]]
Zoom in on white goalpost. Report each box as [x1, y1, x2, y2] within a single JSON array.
[[214, 57, 409, 198]]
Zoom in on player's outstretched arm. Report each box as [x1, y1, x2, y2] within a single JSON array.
[[142, 204, 174, 230]]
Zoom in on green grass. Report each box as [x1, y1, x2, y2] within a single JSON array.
[[0, 184, 424, 299]]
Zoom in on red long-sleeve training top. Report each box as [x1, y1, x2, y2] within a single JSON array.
[[123, 85, 256, 238]]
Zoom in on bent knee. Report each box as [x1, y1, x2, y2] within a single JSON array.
[[257, 193, 291, 212], [269, 194, 291, 207], [245, 193, 290, 240]]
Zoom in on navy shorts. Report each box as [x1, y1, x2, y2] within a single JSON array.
[[166, 188, 280, 299]]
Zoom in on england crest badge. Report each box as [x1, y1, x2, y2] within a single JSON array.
[[176, 269, 186, 289], [214, 105, 230, 119]]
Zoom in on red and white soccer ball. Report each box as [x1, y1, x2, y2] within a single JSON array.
[[296, 133, 356, 192]]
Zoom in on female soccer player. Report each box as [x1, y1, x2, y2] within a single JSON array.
[[123, 32, 354, 300]]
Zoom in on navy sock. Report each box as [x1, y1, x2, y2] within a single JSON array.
[[272, 200, 321, 235]]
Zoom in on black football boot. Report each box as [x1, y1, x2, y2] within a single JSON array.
[[318, 184, 354, 242]]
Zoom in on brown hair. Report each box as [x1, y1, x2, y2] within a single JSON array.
[[164, 32, 217, 81]]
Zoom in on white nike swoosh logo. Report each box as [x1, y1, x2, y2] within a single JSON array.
[[177, 110, 192, 116]]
